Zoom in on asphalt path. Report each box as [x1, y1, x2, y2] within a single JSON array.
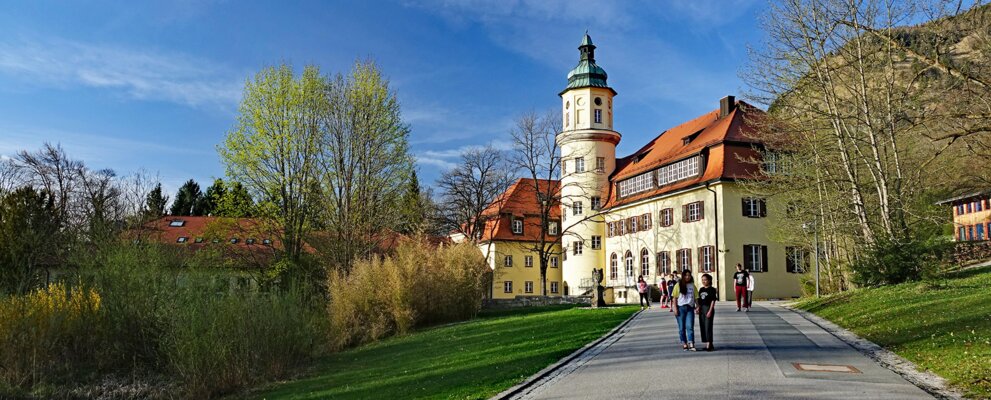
[[516, 302, 933, 400]]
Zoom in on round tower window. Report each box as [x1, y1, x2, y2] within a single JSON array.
[[594, 97, 602, 106], [565, 101, 570, 109]]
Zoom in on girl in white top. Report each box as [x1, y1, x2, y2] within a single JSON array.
[[671, 270, 697, 350]]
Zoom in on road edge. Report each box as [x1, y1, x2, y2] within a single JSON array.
[[783, 303, 964, 400], [488, 307, 642, 400]]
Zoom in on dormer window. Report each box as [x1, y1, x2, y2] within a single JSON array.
[[169, 220, 185, 227], [512, 218, 524, 234], [682, 129, 703, 146]]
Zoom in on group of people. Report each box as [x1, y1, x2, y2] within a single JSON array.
[[634, 264, 757, 352]]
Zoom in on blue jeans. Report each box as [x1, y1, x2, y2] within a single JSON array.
[[676, 304, 696, 344]]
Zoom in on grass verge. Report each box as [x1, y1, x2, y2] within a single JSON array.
[[793, 266, 991, 398], [243, 305, 637, 400]]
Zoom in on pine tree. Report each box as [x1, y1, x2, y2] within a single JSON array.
[[198, 179, 227, 216], [144, 183, 169, 219], [170, 179, 202, 216], [216, 181, 255, 217], [399, 170, 426, 234]]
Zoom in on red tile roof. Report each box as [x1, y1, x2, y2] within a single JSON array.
[[604, 101, 767, 208], [479, 178, 563, 243]]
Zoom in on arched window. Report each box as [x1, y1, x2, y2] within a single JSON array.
[[625, 251, 634, 280], [609, 253, 618, 280], [641, 248, 650, 277]]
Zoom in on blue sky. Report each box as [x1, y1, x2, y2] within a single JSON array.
[[0, 0, 763, 194]]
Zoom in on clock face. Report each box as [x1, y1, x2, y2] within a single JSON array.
[[576, 97, 585, 106]]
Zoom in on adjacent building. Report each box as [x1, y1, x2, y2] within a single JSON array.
[[937, 191, 991, 241]]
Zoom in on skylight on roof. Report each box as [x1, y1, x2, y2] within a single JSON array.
[[169, 220, 186, 227], [177, 237, 188, 243]]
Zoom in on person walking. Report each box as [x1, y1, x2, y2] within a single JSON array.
[[666, 273, 678, 312], [671, 270, 697, 351], [637, 275, 650, 310], [732, 264, 749, 312], [696, 273, 718, 351], [746, 272, 756, 312]]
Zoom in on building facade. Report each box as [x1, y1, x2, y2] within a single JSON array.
[[470, 34, 804, 303], [937, 192, 991, 241]]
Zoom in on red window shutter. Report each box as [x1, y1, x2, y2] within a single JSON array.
[[607, 222, 613, 238], [687, 248, 693, 269], [647, 213, 652, 229], [698, 247, 703, 269], [699, 201, 705, 219], [682, 205, 688, 222]]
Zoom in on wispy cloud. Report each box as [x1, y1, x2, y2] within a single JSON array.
[[0, 37, 243, 109]]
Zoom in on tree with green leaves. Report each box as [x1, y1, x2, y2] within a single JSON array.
[[197, 178, 227, 216], [216, 181, 255, 218], [0, 187, 61, 295], [145, 183, 169, 219], [398, 170, 426, 234], [319, 60, 415, 268], [219, 64, 325, 263], [170, 179, 202, 216]]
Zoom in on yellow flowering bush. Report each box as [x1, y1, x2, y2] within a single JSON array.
[[0, 282, 103, 389]]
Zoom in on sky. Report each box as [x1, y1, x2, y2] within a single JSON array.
[[0, 0, 764, 195]]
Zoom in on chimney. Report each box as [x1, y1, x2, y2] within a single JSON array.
[[719, 95, 736, 118]]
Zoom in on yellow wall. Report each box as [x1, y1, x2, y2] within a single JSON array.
[[479, 240, 564, 299], [601, 182, 802, 303]]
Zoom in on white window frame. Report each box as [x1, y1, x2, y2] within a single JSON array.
[[745, 244, 767, 272], [700, 246, 714, 272], [596, 157, 605, 172], [575, 157, 585, 173], [661, 208, 673, 227], [610, 253, 618, 280], [512, 218, 523, 234], [591, 196, 601, 210], [573, 241, 583, 255], [573, 201, 583, 215], [687, 202, 702, 222], [550, 281, 559, 294], [641, 248, 650, 277], [524, 281, 534, 294], [504, 255, 513, 267], [625, 251, 634, 279], [678, 248, 692, 271], [504, 281, 513, 293], [591, 235, 602, 249], [550, 256, 559, 268], [525, 255, 533, 267], [658, 251, 671, 275], [594, 108, 602, 123]]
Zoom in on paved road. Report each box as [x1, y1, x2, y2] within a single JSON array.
[[516, 302, 933, 400]]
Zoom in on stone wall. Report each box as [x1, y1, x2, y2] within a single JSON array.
[[482, 295, 592, 309]]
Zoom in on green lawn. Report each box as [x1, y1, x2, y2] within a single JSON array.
[[794, 267, 991, 398], [243, 305, 637, 400]]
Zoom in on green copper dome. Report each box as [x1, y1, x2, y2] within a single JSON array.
[[563, 33, 614, 94]]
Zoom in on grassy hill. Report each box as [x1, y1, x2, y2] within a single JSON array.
[[794, 266, 991, 398], [240, 305, 637, 400]]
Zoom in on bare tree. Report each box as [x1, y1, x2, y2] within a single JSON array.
[[15, 143, 83, 220], [436, 146, 513, 245]]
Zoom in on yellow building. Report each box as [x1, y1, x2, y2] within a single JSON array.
[[473, 179, 564, 300], [556, 33, 803, 303], [460, 33, 805, 303]]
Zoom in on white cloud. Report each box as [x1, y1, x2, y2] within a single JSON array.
[[0, 37, 243, 109]]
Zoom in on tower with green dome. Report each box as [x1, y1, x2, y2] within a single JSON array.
[[557, 33, 621, 296]]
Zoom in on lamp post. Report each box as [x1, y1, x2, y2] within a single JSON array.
[[802, 221, 821, 298]]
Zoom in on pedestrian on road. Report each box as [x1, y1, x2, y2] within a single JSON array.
[[733, 264, 749, 312], [746, 272, 756, 312], [696, 273, 718, 352], [671, 270, 697, 351], [637, 275, 650, 310], [666, 273, 677, 312], [659, 277, 669, 309]]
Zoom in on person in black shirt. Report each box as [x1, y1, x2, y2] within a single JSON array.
[[696, 273, 718, 351], [732, 263, 749, 311]]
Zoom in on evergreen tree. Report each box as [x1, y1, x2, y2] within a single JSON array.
[[216, 181, 255, 217], [398, 170, 426, 233], [144, 183, 169, 218], [170, 179, 202, 216], [198, 178, 227, 216], [0, 187, 61, 295]]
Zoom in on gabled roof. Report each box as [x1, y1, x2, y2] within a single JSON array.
[[604, 101, 768, 208], [479, 178, 562, 243]]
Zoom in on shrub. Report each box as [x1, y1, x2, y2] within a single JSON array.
[[0, 282, 102, 389], [850, 235, 951, 286], [326, 238, 488, 350]]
